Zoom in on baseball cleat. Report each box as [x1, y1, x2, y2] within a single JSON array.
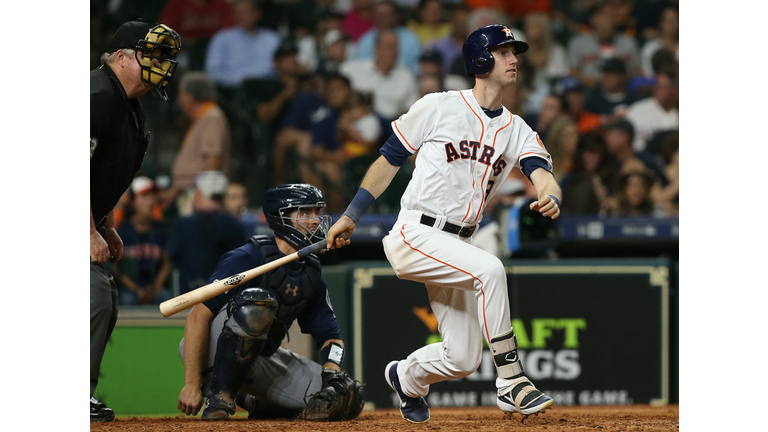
[[202, 394, 236, 420], [385, 361, 430, 423], [90, 397, 115, 423], [497, 379, 554, 416]]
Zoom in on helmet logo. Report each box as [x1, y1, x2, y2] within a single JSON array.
[[502, 26, 514, 38]]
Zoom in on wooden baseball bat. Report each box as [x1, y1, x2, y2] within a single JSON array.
[[159, 233, 346, 317]]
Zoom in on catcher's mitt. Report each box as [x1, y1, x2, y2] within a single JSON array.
[[301, 369, 365, 421]]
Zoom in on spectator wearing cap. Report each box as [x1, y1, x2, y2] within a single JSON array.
[[343, 0, 376, 42], [167, 171, 247, 295], [625, 69, 678, 152], [407, 0, 451, 48], [253, 43, 308, 144], [204, 0, 282, 88], [352, 0, 422, 76], [307, 73, 354, 202], [429, 3, 470, 75], [111, 176, 172, 306], [567, 3, 640, 88], [341, 29, 418, 120], [584, 57, 639, 118], [559, 77, 601, 134], [164, 72, 231, 217]]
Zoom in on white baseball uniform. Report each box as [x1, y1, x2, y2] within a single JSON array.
[[381, 89, 552, 398]]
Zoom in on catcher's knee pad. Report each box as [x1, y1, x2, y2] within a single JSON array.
[[226, 287, 278, 339]]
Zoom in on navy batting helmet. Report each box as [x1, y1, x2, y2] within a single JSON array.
[[462, 24, 529, 77], [262, 184, 331, 250]]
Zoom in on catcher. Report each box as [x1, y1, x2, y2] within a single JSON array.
[[177, 184, 364, 421]]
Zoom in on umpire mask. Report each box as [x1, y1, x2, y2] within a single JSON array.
[[135, 24, 181, 101]]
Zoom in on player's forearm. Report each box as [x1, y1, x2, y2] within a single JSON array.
[[360, 155, 401, 199], [530, 168, 562, 202], [182, 306, 212, 386]]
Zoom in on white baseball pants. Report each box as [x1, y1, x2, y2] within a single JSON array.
[[382, 209, 512, 398]]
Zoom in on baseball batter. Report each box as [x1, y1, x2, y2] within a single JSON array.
[[327, 24, 561, 423]]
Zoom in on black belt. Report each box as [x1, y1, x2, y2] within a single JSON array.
[[420, 215, 477, 238]]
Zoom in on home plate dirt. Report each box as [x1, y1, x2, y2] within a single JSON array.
[[91, 405, 679, 431]]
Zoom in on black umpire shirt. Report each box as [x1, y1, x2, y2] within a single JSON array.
[[90, 64, 150, 227]]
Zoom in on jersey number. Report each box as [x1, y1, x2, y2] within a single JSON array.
[[485, 180, 495, 201]]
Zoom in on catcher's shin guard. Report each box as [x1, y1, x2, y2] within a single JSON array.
[[207, 327, 265, 418], [491, 329, 554, 416]]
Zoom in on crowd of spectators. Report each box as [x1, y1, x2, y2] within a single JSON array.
[[93, 0, 679, 293]]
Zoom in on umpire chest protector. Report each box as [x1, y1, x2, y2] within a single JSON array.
[[249, 235, 322, 335]]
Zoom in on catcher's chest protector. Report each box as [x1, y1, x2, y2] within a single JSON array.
[[248, 235, 322, 327]]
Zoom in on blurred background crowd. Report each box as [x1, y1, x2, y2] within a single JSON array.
[[91, 0, 679, 304]]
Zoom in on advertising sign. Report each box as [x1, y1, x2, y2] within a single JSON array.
[[352, 261, 670, 408]]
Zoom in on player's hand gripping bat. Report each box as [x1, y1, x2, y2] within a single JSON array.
[[159, 233, 348, 317]]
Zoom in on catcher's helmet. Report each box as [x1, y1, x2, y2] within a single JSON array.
[[107, 19, 182, 101], [462, 24, 528, 77], [262, 184, 331, 250]]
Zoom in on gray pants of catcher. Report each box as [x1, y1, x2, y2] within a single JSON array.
[[90, 263, 118, 396], [179, 307, 323, 410]]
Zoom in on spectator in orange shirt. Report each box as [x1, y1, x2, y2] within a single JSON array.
[[164, 72, 232, 216], [558, 77, 601, 134]]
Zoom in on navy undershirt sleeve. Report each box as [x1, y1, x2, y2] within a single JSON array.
[[297, 279, 342, 349], [380, 133, 412, 166], [520, 157, 552, 181]]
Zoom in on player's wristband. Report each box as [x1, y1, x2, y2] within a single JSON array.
[[320, 342, 345, 368], [548, 195, 560, 207], [342, 188, 375, 223]]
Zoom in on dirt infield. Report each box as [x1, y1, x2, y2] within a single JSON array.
[[91, 405, 679, 431]]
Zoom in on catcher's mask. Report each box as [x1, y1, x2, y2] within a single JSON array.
[[135, 24, 181, 101], [262, 184, 331, 250]]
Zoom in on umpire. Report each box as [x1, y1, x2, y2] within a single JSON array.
[[90, 19, 180, 422]]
